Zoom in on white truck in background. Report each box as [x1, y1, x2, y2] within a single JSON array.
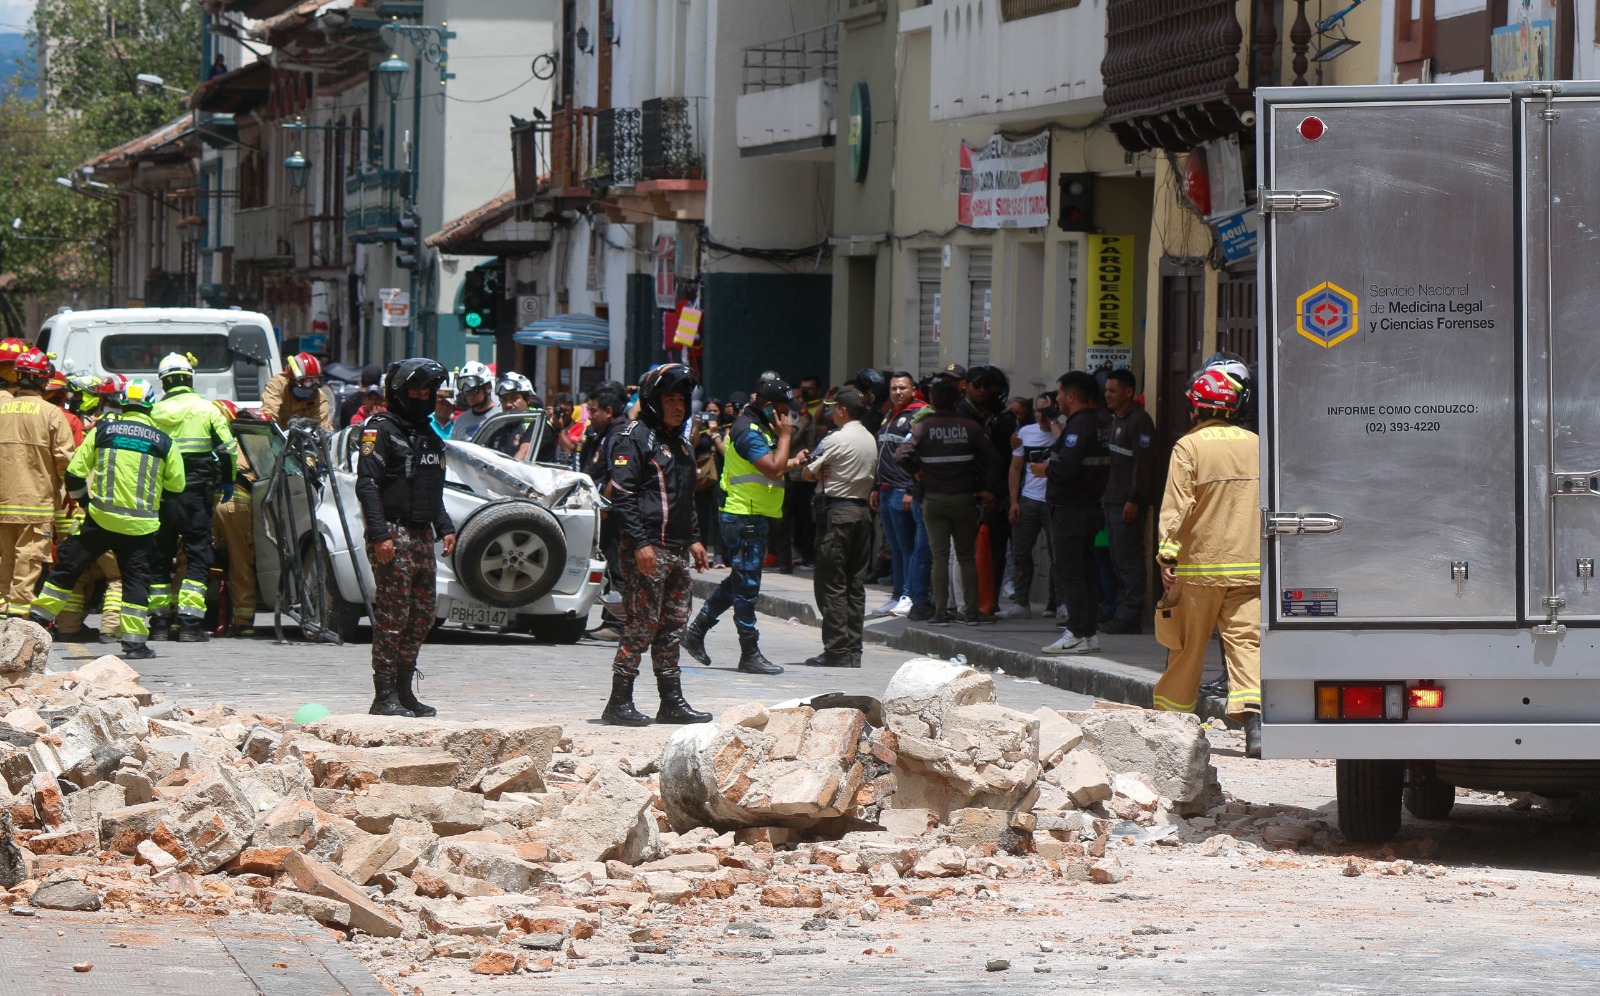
[[34, 307, 281, 403], [1258, 82, 1600, 841]]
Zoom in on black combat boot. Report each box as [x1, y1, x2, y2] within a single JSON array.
[[601, 675, 651, 727], [146, 615, 172, 641], [681, 611, 714, 666], [654, 672, 711, 724], [120, 641, 156, 661], [368, 673, 416, 718], [1199, 675, 1229, 699], [396, 668, 437, 717], [1243, 712, 1263, 760], [176, 619, 210, 643], [736, 635, 784, 675]]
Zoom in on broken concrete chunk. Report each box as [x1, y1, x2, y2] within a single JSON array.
[[311, 746, 462, 790], [30, 877, 101, 911], [0, 619, 51, 675], [545, 764, 653, 862], [305, 716, 560, 789], [315, 783, 487, 837], [1047, 751, 1112, 808], [717, 702, 769, 729], [99, 801, 167, 854], [1077, 710, 1219, 815], [472, 755, 544, 799], [151, 768, 255, 873], [428, 839, 548, 892], [282, 851, 403, 937], [1033, 708, 1084, 767]]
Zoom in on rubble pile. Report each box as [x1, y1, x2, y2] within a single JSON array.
[[0, 646, 1231, 976]]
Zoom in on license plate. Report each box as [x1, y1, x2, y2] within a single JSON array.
[[448, 600, 510, 627]]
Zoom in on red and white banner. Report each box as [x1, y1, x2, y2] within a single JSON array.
[[957, 131, 1050, 229]]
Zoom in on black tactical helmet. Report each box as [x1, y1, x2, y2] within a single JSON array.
[[638, 362, 699, 430], [385, 358, 448, 422], [967, 364, 1010, 403]]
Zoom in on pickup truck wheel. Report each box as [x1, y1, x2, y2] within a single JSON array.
[[301, 542, 364, 644], [1336, 759, 1404, 843], [530, 614, 587, 645], [454, 500, 567, 608], [1403, 765, 1456, 820]]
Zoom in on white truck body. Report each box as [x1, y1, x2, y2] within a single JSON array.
[[1258, 82, 1600, 839], [34, 307, 281, 403]]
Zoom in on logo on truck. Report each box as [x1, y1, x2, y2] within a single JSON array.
[[1295, 281, 1359, 348]]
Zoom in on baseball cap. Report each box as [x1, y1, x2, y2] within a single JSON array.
[[939, 362, 968, 381], [754, 379, 801, 411]]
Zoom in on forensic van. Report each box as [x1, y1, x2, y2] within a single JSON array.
[[1258, 81, 1600, 841], [34, 307, 281, 403]]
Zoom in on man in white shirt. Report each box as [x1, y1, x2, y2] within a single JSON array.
[[997, 392, 1061, 619]]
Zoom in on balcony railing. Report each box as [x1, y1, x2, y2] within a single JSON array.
[[641, 97, 705, 181], [551, 106, 599, 191], [595, 107, 642, 188], [295, 215, 346, 271], [742, 24, 838, 93], [344, 168, 404, 238], [234, 205, 295, 266]]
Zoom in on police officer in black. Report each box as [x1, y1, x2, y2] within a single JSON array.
[[355, 359, 456, 718], [602, 363, 712, 727]]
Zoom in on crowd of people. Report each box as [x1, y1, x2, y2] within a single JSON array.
[[0, 330, 1262, 755]]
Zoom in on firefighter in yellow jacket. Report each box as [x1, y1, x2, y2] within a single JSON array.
[[0, 349, 76, 618], [1151, 368, 1263, 759], [262, 351, 333, 430]]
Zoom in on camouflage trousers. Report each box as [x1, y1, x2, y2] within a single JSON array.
[[368, 524, 436, 678], [612, 537, 692, 679]]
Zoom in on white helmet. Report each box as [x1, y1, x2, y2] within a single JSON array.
[[496, 372, 534, 397], [455, 361, 493, 394], [158, 352, 195, 381]]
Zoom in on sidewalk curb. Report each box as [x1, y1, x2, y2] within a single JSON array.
[[691, 579, 1232, 723]]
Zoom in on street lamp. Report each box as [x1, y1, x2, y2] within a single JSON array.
[[377, 54, 409, 100], [284, 149, 310, 191], [135, 72, 188, 95]]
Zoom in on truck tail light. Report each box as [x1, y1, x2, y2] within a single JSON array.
[[587, 569, 604, 585], [1407, 683, 1444, 710], [1314, 682, 1406, 721]]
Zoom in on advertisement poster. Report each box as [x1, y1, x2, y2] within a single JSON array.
[[1086, 235, 1132, 369], [957, 131, 1050, 229], [1491, 20, 1553, 81], [379, 288, 410, 328]]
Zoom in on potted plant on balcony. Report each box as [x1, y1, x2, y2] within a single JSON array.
[[663, 149, 703, 181], [583, 157, 612, 196]]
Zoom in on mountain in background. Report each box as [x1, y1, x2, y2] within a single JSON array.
[[0, 33, 36, 100]]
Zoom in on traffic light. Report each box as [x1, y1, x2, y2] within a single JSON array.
[[1058, 172, 1095, 232], [460, 265, 501, 333], [396, 213, 419, 271]]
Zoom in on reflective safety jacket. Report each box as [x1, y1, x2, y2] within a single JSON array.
[[0, 389, 76, 523], [151, 385, 237, 489], [1156, 419, 1260, 586], [66, 411, 186, 536], [720, 413, 785, 519]]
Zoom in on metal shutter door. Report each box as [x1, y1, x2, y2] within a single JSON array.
[[967, 247, 992, 367], [917, 248, 941, 376]]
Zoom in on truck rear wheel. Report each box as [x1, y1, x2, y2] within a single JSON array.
[[1403, 765, 1456, 820], [1336, 759, 1404, 843]]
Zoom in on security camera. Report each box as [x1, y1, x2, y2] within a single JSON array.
[[1240, 109, 1257, 128]]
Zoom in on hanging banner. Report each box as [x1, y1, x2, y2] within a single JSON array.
[[1085, 235, 1132, 370], [673, 305, 703, 348], [957, 131, 1051, 229]]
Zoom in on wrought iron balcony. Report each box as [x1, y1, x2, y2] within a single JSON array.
[[742, 24, 838, 94], [596, 107, 642, 188], [233, 205, 295, 266], [641, 97, 705, 181], [344, 168, 404, 239]]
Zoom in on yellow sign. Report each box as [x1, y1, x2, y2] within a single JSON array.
[[1087, 235, 1132, 368]]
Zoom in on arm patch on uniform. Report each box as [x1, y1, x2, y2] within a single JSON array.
[[360, 429, 379, 455], [613, 454, 630, 466]]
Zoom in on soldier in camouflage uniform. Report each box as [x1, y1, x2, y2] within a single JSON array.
[[355, 359, 456, 718], [602, 363, 712, 727]]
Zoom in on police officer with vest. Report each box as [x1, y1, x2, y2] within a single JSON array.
[[681, 379, 808, 675], [148, 353, 237, 641], [30, 379, 186, 660], [355, 359, 456, 718]]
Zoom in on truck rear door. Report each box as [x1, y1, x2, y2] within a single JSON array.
[[1263, 94, 1519, 626]]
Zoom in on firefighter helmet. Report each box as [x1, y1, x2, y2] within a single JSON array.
[[121, 378, 158, 411], [215, 398, 239, 420], [158, 352, 196, 384], [286, 352, 322, 383], [13, 348, 52, 383], [1186, 368, 1243, 417]]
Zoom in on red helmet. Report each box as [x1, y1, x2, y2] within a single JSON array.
[[0, 338, 27, 366], [14, 348, 53, 380], [215, 398, 239, 420], [287, 352, 322, 381], [1186, 368, 1242, 416], [45, 372, 69, 398], [93, 374, 127, 402]]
